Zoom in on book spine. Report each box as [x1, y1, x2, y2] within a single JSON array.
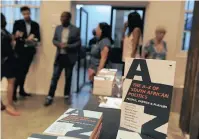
[[93, 123, 102, 139]]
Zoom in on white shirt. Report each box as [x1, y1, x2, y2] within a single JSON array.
[[122, 33, 142, 62], [25, 21, 31, 35], [60, 27, 69, 54]]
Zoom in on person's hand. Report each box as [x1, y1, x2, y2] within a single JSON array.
[[59, 43, 65, 48], [11, 40, 16, 47], [88, 68, 95, 81], [15, 31, 21, 38], [27, 34, 35, 41]]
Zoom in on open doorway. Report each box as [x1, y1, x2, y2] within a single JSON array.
[[74, 4, 145, 92], [76, 5, 112, 48], [75, 5, 145, 48]]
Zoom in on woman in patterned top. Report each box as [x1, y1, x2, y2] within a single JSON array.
[[142, 26, 167, 60]]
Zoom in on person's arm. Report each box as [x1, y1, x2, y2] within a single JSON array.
[[12, 21, 20, 40], [164, 41, 167, 60], [35, 23, 41, 42], [97, 46, 109, 74], [121, 22, 128, 48], [52, 26, 61, 48], [122, 22, 128, 39], [12, 21, 18, 36], [131, 28, 141, 57]]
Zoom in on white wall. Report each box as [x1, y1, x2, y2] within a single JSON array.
[[143, 1, 187, 87]]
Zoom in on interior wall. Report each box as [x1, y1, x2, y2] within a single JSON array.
[[143, 1, 187, 87]]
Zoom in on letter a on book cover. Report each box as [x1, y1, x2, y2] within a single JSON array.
[[120, 58, 176, 139]]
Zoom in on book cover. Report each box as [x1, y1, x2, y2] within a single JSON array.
[[121, 58, 176, 139], [28, 133, 66, 139], [116, 127, 154, 139], [29, 123, 102, 139], [44, 108, 102, 139]]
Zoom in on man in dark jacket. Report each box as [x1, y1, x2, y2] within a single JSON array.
[[13, 6, 40, 101], [44, 12, 81, 106]]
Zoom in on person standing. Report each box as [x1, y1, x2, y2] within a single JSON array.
[[88, 22, 113, 81], [142, 26, 167, 60], [12, 6, 40, 101], [89, 29, 98, 47], [44, 12, 81, 106], [1, 13, 20, 116], [122, 12, 143, 61]]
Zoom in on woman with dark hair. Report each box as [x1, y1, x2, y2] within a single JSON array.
[[88, 22, 113, 81], [122, 12, 143, 61], [1, 13, 20, 116]]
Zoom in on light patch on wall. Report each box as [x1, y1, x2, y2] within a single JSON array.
[[76, 4, 83, 10], [96, 6, 111, 13]]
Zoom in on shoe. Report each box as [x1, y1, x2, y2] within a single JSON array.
[[44, 97, 53, 107], [64, 95, 70, 99], [13, 96, 18, 102], [1, 103, 6, 111], [64, 95, 71, 105], [19, 92, 32, 97]]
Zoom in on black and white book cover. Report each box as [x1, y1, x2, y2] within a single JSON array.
[[44, 108, 102, 139], [121, 58, 176, 139], [116, 127, 154, 139]]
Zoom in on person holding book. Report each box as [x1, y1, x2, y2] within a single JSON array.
[[142, 26, 167, 60], [1, 13, 20, 116], [88, 22, 113, 81], [12, 6, 40, 101]]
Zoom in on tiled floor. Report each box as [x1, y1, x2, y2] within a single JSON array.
[[1, 87, 186, 139]]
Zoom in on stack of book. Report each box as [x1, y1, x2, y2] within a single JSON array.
[[93, 68, 117, 96], [28, 108, 103, 139]]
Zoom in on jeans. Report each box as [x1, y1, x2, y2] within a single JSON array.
[[48, 54, 74, 98]]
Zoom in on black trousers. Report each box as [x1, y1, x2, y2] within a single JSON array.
[[13, 48, 35, 97], [48, 54, 74, 98]]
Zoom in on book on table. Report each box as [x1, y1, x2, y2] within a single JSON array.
[[116, 127, 154, 139], [28, 123, 102, 139], [93, 68, 117, 96], [28, 108, 103, 139], [28, 124, 102, 139]]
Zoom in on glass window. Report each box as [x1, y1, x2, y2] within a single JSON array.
[[1, 0, 41, 32], [2, 1, 15, 5], [182, 0, 195, 50]]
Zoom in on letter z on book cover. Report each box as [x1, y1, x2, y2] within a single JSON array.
[[121, 58, 176, 139], [116, 127, 154, 139], [44, 108, 102, 139]]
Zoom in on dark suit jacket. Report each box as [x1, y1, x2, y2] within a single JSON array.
[[53, 24, 81, 65], [13, 19, 40, 54]]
